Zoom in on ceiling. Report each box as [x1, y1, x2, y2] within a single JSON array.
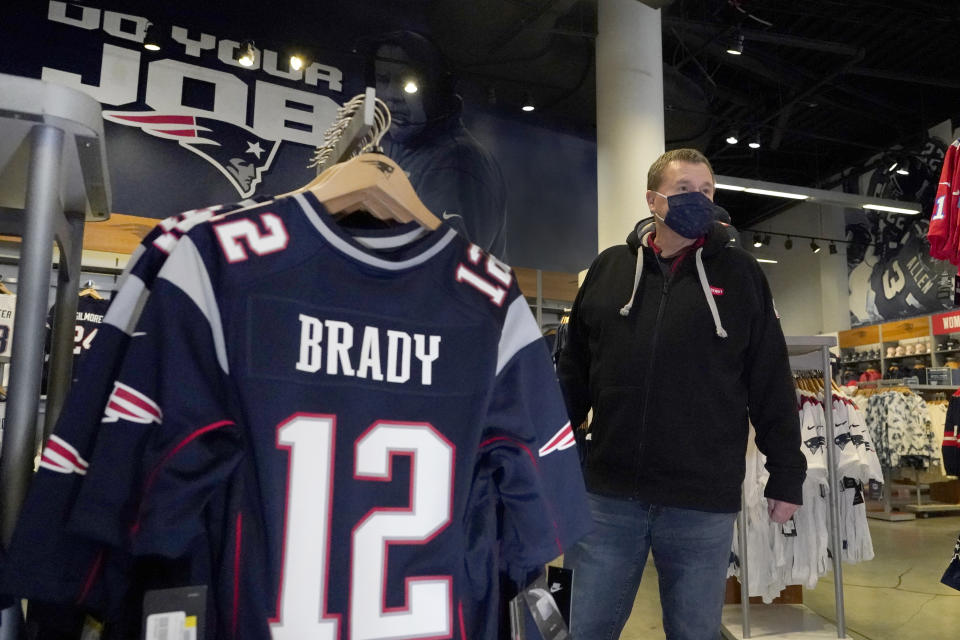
[[87, 0, 960, 227], [420, 0, 960, 226]]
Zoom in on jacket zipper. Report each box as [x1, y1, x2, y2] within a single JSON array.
[[636, 266, 670, 486]]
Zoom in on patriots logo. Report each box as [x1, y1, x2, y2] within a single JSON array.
[[539, 422, 576, 457], [362, 158, 395, 176], [102, 381, 163, 424], [103, 110, 280, 197], [834, 433, 853, 450], [39, 435, 89, 475], [804, 435, 826, 455]]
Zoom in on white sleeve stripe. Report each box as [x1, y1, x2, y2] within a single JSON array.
[[497, 296, 543, 375], [104, 275, 147, 335], [157, 237, 230, 374], [41, 449, 75, 471]]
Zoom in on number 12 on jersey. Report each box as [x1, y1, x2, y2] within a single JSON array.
[[270, 414, 455, 640]]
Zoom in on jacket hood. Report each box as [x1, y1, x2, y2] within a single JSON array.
[[619, 217, 730, 338], [626, 217, 733, 257]]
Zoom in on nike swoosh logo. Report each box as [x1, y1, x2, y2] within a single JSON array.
[[441, 211, 462, 221]]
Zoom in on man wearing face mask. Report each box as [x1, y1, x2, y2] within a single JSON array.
[[367, 31, 507, 259], [557, 149, 805, 640]]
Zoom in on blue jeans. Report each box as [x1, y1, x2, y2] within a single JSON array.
[[564, 492, 736, 640]]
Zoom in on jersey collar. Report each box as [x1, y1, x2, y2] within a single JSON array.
[[292, 191, 458, 271]]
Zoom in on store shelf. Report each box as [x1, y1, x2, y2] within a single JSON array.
[[884, 353, 932, 360], [786, 336, 837, 355], [866, 511, 916, 521], [787, 337, 836, 371], [903, 503, 960, 517], [907, 384, 960, 391], [721, 604, 853, 640]]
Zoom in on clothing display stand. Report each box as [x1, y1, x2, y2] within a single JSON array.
[[867, 468, 917, 522], [903, 466, 960, 516], [0, 74, 110, 639], [722, 336, 851, 640]]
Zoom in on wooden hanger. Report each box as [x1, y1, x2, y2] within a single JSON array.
[[0, 278, 11, 295], [292, 153, 441, 230], [79, 280, 104, 300]]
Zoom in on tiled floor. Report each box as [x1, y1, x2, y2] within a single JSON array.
[[614, 516, 960, 639]]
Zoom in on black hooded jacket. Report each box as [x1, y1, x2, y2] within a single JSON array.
[[557, 219, 806, 512]]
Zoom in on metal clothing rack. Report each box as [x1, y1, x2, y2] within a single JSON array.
[[857, 381, 959, 519], [0, 74, 111, 638], [722, 336, 851, 640]]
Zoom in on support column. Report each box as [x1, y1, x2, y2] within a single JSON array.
[[596, 0, 664, 253], [819, 205, 850, 333]]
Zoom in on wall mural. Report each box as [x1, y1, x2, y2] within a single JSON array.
[[1, 2, 598, 272], [846, 135, 954, 326]]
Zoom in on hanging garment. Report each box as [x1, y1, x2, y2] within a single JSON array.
[[2, 194, 592, 639], [943, 396, 960, 476]]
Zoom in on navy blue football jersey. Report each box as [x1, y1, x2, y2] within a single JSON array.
[[60, 193, 588, 639], [1, 199, 264, 614], [43, 294, 112, 384]]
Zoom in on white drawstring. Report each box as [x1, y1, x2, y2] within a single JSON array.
[[619, 246, 645, 316], [694, 247, 728, 338]]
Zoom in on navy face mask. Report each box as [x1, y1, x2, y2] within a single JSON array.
[[653, 191, 717, 239]]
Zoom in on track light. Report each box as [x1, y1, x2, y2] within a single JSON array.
[[236, 40, 256, 67], [748, 133, 761, 150], [403, 79, 419, 94], [725, 31, 744, 56], [753, 233, 763, 248], [521, 92, 535, 112], [829, 242, 838, 254], [810, 239, 821, 254], [784, 237, 792, 250], [289, 54, 305, 71], [763, 234, 771, 246], [726, 130, 739, 145], [896, 166, 910, 176], [143, 23, 162, 51]]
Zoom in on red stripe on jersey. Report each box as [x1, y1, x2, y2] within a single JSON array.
[[458, 600, 467, 640], [478, 436, 564, 555], [106, 398, 158, 424], [541, 423, 572, 451], [479, 436, 538, 469], [132, 420, 235, 534], [113, 385, 161, 419], [77, 549, 104, 605], [44, 436, 88, 471], [233, 511, 243, 639]]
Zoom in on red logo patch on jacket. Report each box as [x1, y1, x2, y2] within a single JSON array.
[[710, 286, 725, 296]]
